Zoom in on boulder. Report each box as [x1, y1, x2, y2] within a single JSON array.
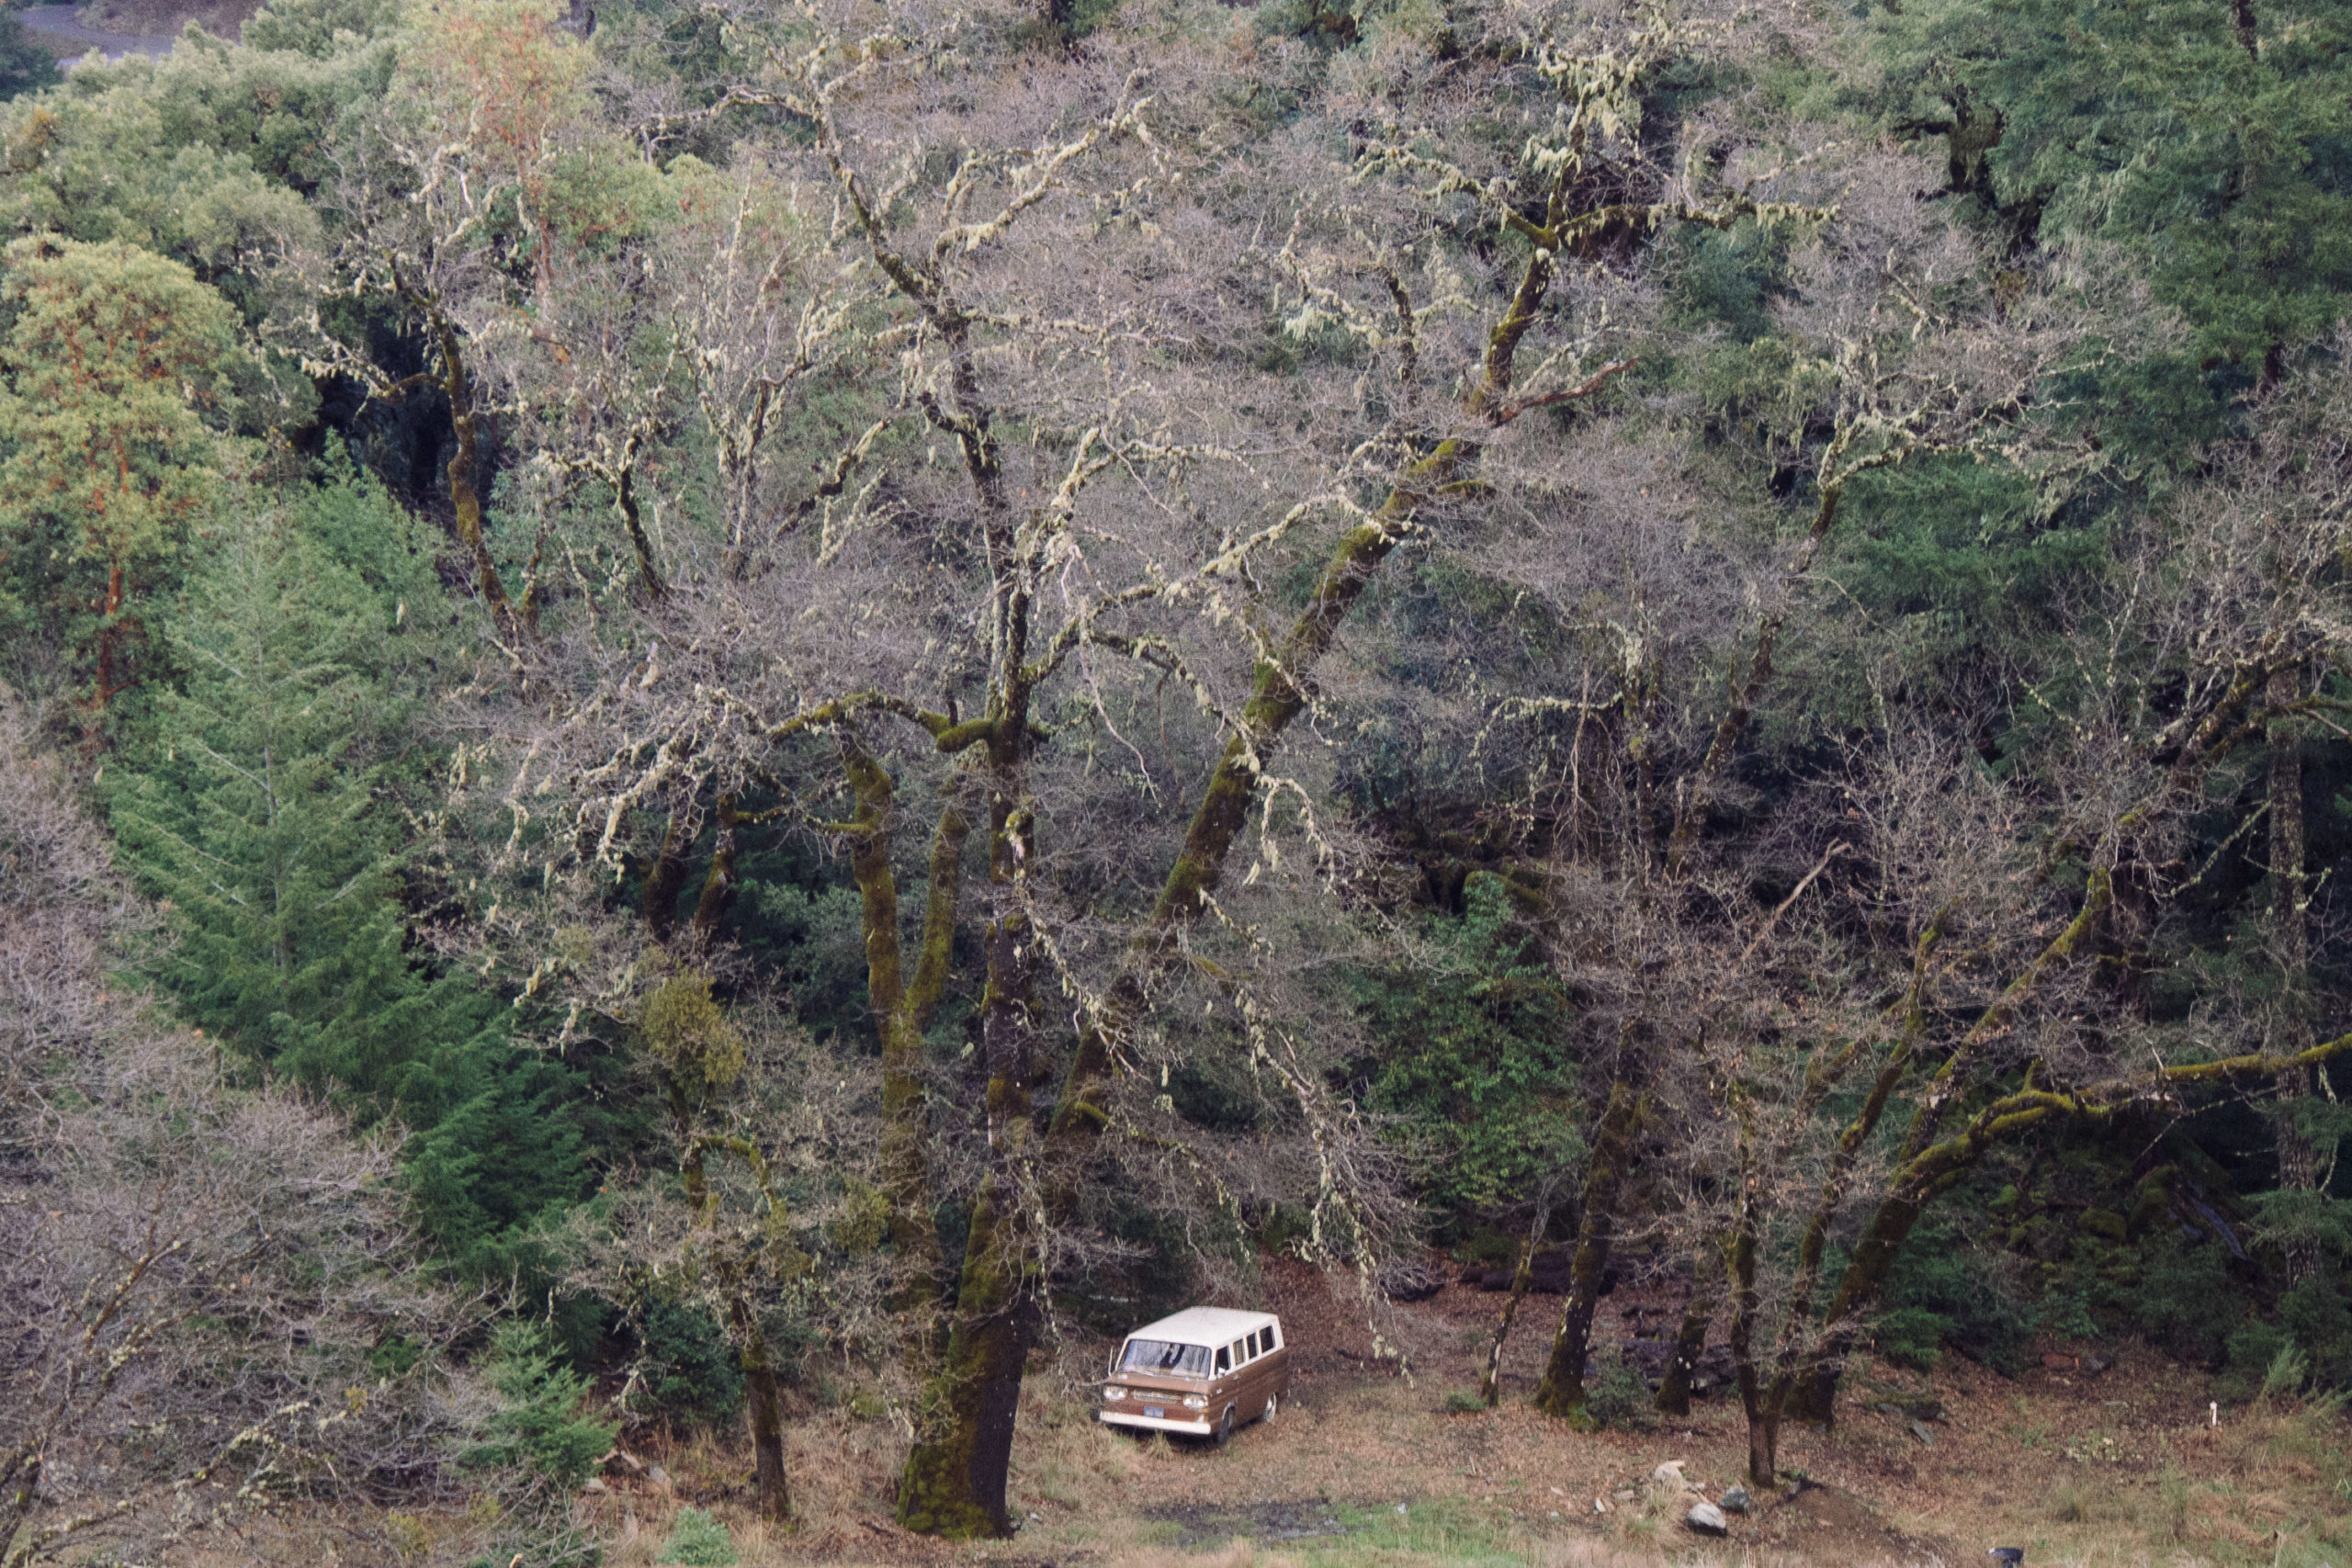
[[1718, 1485, 1751, 1515], [1685, 1502, 1729, 1537], [1651, 1461, 1688, 1489]]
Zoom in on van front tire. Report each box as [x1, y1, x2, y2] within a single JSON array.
[[1215, 1407, 1234, 1448]]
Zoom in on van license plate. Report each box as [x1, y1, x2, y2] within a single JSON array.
[[1142, 1406, 1165, 1418]]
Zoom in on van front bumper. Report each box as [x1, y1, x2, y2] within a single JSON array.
[[1099, 1407, 1215, 1436]]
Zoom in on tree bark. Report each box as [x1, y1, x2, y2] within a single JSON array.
[[1791, 870, 2115, 1421], [898, 730, 1038, 1538], [430, 313, 518, 628], [616, 461, 665, 602], [642, 808, 695, 943], [894, 1171, 1032, 1536], [1533, 1077, 1645, 1422], [741, 1327, 791, 1523], [1654, 1274, 1715, 1416], [1480, 1190, 1555, 1406], [689, 795, 737, 945]]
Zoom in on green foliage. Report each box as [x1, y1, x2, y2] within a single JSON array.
[[2220, 1319, 2294, 1403], [655, 1507, 737, 1567], [632, 1302, 745, 1427], [0, 235, 243, 700], [1872, 1306, 1951, 1373], [1581, 1343, 1658, 1433], [244, 0, 406, 55], [640, 972, 747, 1098], [1825, 456, 2105, 718], [1875, 1213, 2032, 1373], [0, 43, 349, 288], [2279, 1275, 2352, 1389], [0, 12, 60, 102], [1353, 874, 1580, 1222], [1861, 0, 2352, 427], [464, 1322, 617, 1490], [105, 462, 595, 1279], [2122, 1232, 2240, 1365]]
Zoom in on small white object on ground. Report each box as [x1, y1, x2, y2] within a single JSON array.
[[1686, 1502, 1730, 1537], [1651, 1460, 1688, 1488]]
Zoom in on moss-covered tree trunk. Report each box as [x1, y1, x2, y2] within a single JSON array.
[[1788, 871, 2115, 1426], [739, 1322, 791, 1522], [841, 737, 967, 1329], [1480, 1190, 1555, 1405], [898, 727, 1039, 1538], [1654, 1274, 1715, 1416], [428, 311, 517, 629], [1724, 1116, 1781, 1484], [690, 795, 737, 942], [1533, 1078, 1645, 1421]]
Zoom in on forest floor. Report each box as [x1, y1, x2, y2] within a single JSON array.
[[191, 1257, 2352, 1568]]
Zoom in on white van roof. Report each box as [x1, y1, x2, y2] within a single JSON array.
[[1125, 1306, 1280, 1348]]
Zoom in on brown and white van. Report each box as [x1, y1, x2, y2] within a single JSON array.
[[1098, 1306, 1290, 1446]]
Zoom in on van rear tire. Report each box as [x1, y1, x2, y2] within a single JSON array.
[[1215, 1407, 1234, 1448]]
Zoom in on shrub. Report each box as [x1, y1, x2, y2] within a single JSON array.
[[2216, 1320, 2292, 1404], [1583, 1343, 1658, 1432], [657, 1507, 738, 1566], [2122, 1232, 2237, 1364], [635, 1302, 744, 1427], [463, 1322, 616, 1490], [2278, 1274, 2352, 1388], [1875, 1212, 2032, 1372], [1874, 1305, 1949, 1372]]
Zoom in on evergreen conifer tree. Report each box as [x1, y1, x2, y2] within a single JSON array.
[[107, 462, 595, 1280]]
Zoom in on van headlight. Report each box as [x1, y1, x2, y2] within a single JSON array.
[[1182, 1395, 1208, 1410], [1102, 1386, 1125, 1401]]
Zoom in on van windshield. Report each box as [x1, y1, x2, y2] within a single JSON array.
[[1119, 1339, 1210, 1376]]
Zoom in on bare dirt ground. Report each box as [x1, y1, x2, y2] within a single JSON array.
[[122, 1256, 2352, 1568], [551, 1258, 2348, 1568]]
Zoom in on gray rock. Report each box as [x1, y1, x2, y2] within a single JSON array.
[[1908, 1419, 1935, 1447], [643, 1462, 672, 1485], [581, 1477, 606, 1495], [1685, 1502, 1730, 1537], [1718, 1485, 1752, 1515]]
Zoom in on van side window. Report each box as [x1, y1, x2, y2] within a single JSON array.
[[1266, 1324, 1280, 1349], [1245, 1331, 1260, 1359], [1216, 1346, 1230, 1373]]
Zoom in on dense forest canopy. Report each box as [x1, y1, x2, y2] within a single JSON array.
[[3, 0, 2350, 1559]]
